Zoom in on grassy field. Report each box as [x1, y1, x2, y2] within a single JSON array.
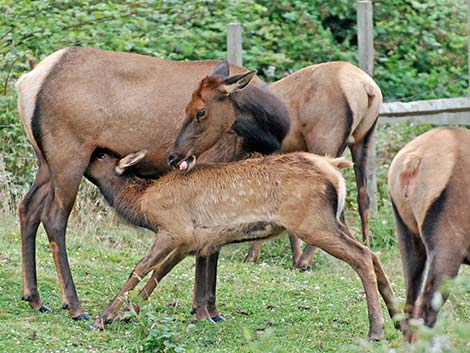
[[1, 205, 469, 352], [1, 124, 470, 352]]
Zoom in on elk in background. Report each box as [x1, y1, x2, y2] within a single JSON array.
[[86, 148, 397, 342], [388, 127, 470, 342]]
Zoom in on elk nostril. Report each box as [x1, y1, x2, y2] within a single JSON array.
[[168, 154, 176, 168]]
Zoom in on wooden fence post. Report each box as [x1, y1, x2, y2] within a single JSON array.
[[227, 23, 243, 66], [357, 0, 378, 214], [467, 0, 470, 93]]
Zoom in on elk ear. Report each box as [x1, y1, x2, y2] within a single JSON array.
[[211, 60, 230, 78], [116, 150, 148, 175], [220, 70, 256, 95]]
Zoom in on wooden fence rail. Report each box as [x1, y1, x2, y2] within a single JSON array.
[[380, 97, 470, 125]]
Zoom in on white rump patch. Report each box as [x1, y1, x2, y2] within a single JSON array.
[[15, 48, 69, 149]]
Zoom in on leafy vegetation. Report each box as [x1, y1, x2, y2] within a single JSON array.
[[1, 0, 468, 190]]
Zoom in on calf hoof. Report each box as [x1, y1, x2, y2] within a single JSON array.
[[73, 313, 91, 321], [206, 317, 216, 324], [211, 314, 225, 322], [89, 323, 103, 331], [190, 307, 196, 315], [244, 254, 259, 263], [367, 336, 382, 343]]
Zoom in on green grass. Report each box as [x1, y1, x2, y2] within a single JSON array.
[[1, 209, 469, 353]]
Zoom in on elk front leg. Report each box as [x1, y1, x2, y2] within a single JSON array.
[[205, 251, 224, 322], [41, 158, 90, 320]]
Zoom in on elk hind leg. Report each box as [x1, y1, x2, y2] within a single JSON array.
[[296, 226, 385, 341], [350, 123, 376, 247], [18, 163, 51, 312], [391, 200, 426, 337]]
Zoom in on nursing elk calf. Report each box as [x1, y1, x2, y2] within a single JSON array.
[[388, 127, 470, 342], [86, 148, 397, 341]]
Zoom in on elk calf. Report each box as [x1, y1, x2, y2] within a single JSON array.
[[86, 149, 396, 340], [388, 127, 470, 342]]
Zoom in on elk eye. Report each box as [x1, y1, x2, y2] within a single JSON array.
[[196, 108, 206, 120], [97, 153, 106, 160]]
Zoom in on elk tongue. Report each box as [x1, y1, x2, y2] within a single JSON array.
[[179, 160, 188, 171]]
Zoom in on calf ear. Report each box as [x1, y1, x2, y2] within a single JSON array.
[[212, 60, 230, 78], [116, 150, 148, 175], [220, 71, 256, 95]]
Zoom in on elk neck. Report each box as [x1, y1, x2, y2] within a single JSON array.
[[96, 173, 155, 231]]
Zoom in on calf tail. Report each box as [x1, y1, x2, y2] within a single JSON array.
[[328, 158, 351, 223]]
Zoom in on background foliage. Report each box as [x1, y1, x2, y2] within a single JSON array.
[[1, 0, 469, 194]]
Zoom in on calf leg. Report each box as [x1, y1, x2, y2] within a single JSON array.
[[244, 242, 263, 263], [93, 233, 175, 329], [138, 248, 188, 301], [297, 227, 385, 341], [293, 244, 317, 271]]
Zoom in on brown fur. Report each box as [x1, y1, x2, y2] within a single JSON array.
[[388, 127, 470, 342], [85, 150, 396, 341]]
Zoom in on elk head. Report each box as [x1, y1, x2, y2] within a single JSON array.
[[168, 61, 289, 172]]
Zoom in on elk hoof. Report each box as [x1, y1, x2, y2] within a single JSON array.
[[294, 264, 311, 272], [62, 303, 69, 310], [367, 336, 382, 343], [73, 313, 91, 321], [21, 295, 31, 301], [206, 317, 216, 324], [38, 305, 52, 313], [211, 314, 225, 322], [89, 323, 103, 331], [190, 307, 196, 315]]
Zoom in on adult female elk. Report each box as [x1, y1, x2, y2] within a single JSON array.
[[388, 127, 470, 342], [170, 61, 382, 268], [86, 148, 397, 341]]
